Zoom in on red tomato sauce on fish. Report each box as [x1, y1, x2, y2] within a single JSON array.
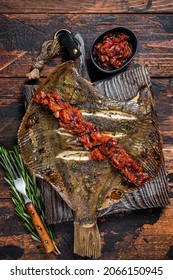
[[93, 32, 133, 70], [34, 91, 149, 186]]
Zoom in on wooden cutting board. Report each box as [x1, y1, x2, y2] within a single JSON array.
[[21, 33, 170, 224]]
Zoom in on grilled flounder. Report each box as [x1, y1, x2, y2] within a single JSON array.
[[18, 61, 163, 258]]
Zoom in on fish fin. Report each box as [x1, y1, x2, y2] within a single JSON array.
[[74, 222, 101, 259], [119, 114, 163, 178]]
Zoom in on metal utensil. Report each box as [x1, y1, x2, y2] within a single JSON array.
[[12, 160, 56, 254]]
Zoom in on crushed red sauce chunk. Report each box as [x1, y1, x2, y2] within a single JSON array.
[[34, 91, 149, 186], [93, 32, 133, 70]]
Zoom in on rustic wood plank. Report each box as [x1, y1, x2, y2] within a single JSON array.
[[0, 78, 26, 149], [1, 197, 173, 259], [0, 170, 11, 198], [153, 79, 173, 137], [0, 233, 58, 260], [0, 200, 25, 236], [0, 0, 173, 14], [0, 0, 172, 261], [0, 14, 173, 78], [116, 198, 173, 259]]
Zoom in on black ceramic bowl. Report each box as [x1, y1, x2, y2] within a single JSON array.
[[90, 26, 138, 74]]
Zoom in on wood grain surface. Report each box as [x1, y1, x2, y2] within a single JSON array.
[[0, 14, 173, 79], [0, 0, 173, 13], [0, 3, 173, 260]]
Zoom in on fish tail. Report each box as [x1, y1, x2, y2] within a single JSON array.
[[74, 222, 101, 259]]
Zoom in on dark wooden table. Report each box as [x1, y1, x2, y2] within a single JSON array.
[[0, 1, 173, 260]]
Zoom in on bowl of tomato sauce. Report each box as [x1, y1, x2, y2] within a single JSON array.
[[90, 26, 138, 74]]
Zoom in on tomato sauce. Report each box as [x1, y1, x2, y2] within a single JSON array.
[[34, 90, 149, 186], [93, 32, 133, 70]]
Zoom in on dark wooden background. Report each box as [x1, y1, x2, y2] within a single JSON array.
[[0, 0, 173, 260]]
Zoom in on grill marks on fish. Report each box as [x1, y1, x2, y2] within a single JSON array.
[[18, 61, 163, 258]]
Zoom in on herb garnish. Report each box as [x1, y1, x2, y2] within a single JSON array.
[[0, 146, 60, 254], [71, 162, 78, 172]]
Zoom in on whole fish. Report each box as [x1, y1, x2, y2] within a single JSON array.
[[18, 61, 163, 258]]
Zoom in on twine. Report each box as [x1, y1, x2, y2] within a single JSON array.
[[26, 32, 62, 80]]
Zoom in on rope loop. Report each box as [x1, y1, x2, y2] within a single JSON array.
[[26, 30, 70, 80]]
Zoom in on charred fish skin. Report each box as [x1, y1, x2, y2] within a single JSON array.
[[37, 61, 150, 114], [57, 159, 109, 258], [33, 60, 162, 177], [18, 61, 163, 258], [55, 152, 126, 259]]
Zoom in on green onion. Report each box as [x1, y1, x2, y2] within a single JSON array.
[[71, 162, 78, 172]]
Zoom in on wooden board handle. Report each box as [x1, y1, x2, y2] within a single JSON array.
[[26, 202, 55, 253]]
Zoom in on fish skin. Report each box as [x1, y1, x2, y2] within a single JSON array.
[[18, 61, 163, 258]]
